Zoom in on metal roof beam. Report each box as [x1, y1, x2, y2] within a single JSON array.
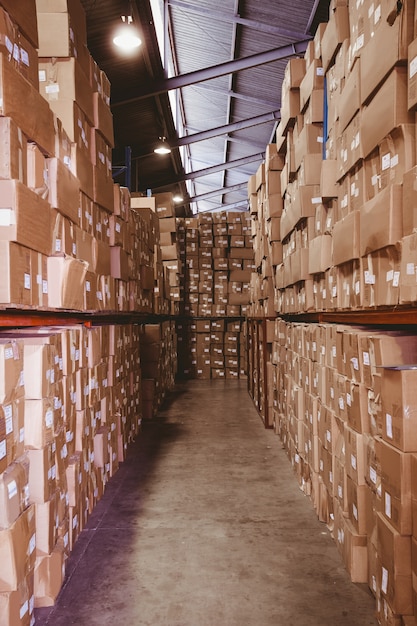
[[112, 39, 310, 106], [181, 182, 248, 204], [167, 0, 309, 40], [175, 111, 280, 146], [181, 153, 264, 180]]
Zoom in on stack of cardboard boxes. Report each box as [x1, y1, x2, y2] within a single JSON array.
[[175, 211, 253, 379], [248, 0, 417, 315], [247, 1, 417, 622], [0, 322, 143, 621], [266, 320, 417, 624], [140, 322, 177, 419]]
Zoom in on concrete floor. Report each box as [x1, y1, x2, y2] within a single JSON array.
[[35, 380, 377, 626]]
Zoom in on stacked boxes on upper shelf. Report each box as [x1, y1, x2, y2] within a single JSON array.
[[249, 0, 417, 316]]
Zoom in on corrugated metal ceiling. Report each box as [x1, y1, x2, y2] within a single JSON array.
[[80, 0, 330, 214]]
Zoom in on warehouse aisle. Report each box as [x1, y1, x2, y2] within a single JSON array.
[[35, 380, 376, 626]]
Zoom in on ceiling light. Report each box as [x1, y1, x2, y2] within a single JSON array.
[[113, 16, 142, 52], [154, 137, 171, 155], [173, 194, 183, 203]]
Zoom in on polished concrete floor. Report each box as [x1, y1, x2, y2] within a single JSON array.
[[35, 380, 377, 626]]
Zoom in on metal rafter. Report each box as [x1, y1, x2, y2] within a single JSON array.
[[111, 39, 310, 105], [189, 82, 279, 109], [182, 182, 248, 204]]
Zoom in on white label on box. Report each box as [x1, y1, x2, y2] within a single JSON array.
[[322, 288, 327, 299], [72, 243, 77, 256], [374, 4, 381, 23], [386, 413, 393, 439], [317, 136, 323, 144], [353, 503, 358, 520], [407, 262, 415, 276], [36, 273, 41, 285], [45, 408, 53, 428], [386, 269, 393, 282], [332, 286, 337, 297], [326, 217, 332, 229], [351, 454, 357, 470], [381, 567, 388, 594], [363, 351, 370, 366], [410, 55, 417, 79], [393, 272, 400, 287], [24, 273, 30, 289], [391, 154, 398, 168], [7, 479, 17, 500], [5, 36, 12, 55], [330, 387, 334, 399], [370, 466, 377, 484], [294, 453, 300, 464], [357, 34, 364, 50], [73, 514, 78, 530], [20, 600, 28, 620], [20, 48, 29, 67], [29, 533, 36, 555], [0, 208, 14, 226], [341, 194, 348, 208], [354, 132, 360, 148], [4, 404, 12, 435], [338, 485, 343, 499], [316, 67, 324, 76], [312, 196, 322, 205], [51, 464, 56, 480], [332, 346, 337, 358], [4, 347, 13, 360], [339, 397, 344, 411], [347, 392, 352, 406], [0, 439, 5, 459], [42, 279, 48, 294], [55, 238, 62, 252], [86, 280, 91, 292], [385, 492, 391, 518], [45, 84, 59, 94], [39, 69, 46, 82], [381, 153, 390, 171], [19, 427, 24, 443], [351, 357, 359, 371], [319, 459, 323, 472], [326, 430, 331, 443], [364, 270, 375, 285], [329, 471, 333, 484]]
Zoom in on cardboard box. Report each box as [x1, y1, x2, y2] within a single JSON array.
[[360, 185, 403, 256], [380, 439, 412, 535], [0, 53, 54, 155], [47, 256, 88, 310], [34, 543, 65, 607], [377, 512, 412, 615], [0, 117, 27, 183], [299, 60, 324, 112], [38, 57, 94, 126], [381, 367, 417, 452], [320, 2, 350, 71], [46, 158, 80, 224], [400, 233, 417, 303], [0, 179, 51, 256], [0, 505, 34, 592], [360, 67, 414, 159], [0, 242, 32, 306], [308, 234, 332, 275], [361, 0, 414, 105], [402, 166, 417, 235], [339, 58, 361, 133], [332, 210, 360, 266]]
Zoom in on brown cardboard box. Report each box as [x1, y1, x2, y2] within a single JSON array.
[[377, 512, 412, 615], [403, 166, 417, 235], [34, 542, 65, 607], [0, 506, 34, 593], [0, 180, 51, 256], [381, 367, 417, 452], [339, 57, 361, 133], [47, 256, 88, 310], [400, 233, 417, 303], [38, 57, 94, 126], [380, 439, 412, 536], [334, 500, 368, 583], [308, 234, 332, 275], [299, 60, 324, 112], [0, 117, 27, 183], [360, 185, 403, 255], [332, 210, 360, 266], [2, 0, 38, 48], [320, 2, 350, 71], [36, 0, 87, 44], [0, 53, 54, 155], [294, 123, 324, 171], [360, 67, 414, 159], [46, 158, 80, 224], [361, 0, 414, 105], [0, 242, 32, 306]]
